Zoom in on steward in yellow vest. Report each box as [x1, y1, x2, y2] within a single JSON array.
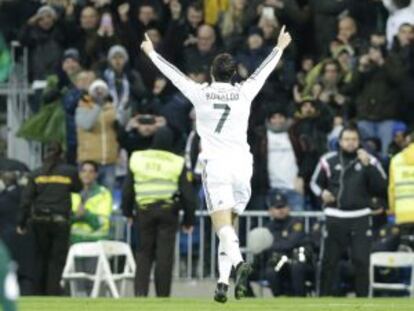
[[389, 136, 414, 225], [71, 161, 112, 243], [121, 127, 196, 297]]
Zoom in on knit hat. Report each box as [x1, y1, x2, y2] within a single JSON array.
[[88, 79, 109, 97], [62, 48, 80, 62], [248, 26, 264, 38], [107, 45, 129, 62], [392, 121, 407, 137], [36, 5, 57, 19]]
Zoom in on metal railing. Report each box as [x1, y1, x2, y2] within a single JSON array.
[[0, 41, 41, 168], [172, 210, 324, 280]]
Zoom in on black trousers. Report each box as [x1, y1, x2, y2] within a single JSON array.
[[265, 261, 311, 296], [135, 207, 178, 297], [32, 221, 70, 296], [320, 215, 372, 297]]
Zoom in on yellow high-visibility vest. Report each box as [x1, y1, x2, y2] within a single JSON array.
[[130, 150, 184, 207], [71, 185, 112, 243], [389, 144, 414, 224]]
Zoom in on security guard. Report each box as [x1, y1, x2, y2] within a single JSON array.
[[121, 127, 196, 297], [388, 130, 414, 248], [263, 192, 309, 296], [311, 125, 387, 297], [71, 161, 112, 243], [17, 142, 81, 295], [0, 239, 18, 311]]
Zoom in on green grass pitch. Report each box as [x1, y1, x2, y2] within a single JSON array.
[[19, 297, 414, 311]]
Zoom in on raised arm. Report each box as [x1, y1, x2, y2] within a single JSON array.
[[141, 33, 199, 102], [241, 26, 292, 101]]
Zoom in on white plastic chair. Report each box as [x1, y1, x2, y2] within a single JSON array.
[[98, 240, 136, 296], [62, 241, 133, 298], [369, 252, 414, 297], [61, 242, 108, 297]]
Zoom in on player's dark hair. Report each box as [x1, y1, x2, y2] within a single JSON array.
[[339, 123, 361, 140], [211, 53, 236, 83]]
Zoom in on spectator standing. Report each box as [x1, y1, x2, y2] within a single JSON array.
[[103, 45, 147, 127], [19, 5, 65, 80], [310, 125, 387, 297], [71, 161, 112, 244], [63, 70, 96, 165], [251, 107, 304, 211], [17, 142, 81, 295], [121, 127, 196, 297], [346, 45, 404, 156], [289, 99, 333, 207], [75, 79, 119, 190]]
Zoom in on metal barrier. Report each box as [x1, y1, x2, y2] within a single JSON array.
[[0, 41, 41, 168], [173, 210, 325, 280]]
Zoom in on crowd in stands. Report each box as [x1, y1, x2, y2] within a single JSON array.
[[0, 0, 414, 297]]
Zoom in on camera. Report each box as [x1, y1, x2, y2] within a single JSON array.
[[138, 115, 156, 125]]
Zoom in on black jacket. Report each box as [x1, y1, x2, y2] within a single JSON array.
[[310, 151, 387, 211], [19, 162, 81, 227], [266, 216, 305, 255]]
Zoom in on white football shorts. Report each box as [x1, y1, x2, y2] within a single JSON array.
[[201, 157, 253, 215]]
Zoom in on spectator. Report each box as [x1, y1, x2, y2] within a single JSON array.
[[237, 27, 271, 79], [219, 0, 249, 52], [311, 125, 387, 297], [383, 0, 414, 49], [63, 70, 96, 165], [102, 45, 147, 127], [17, 142, 82, 295], [251, 107, 304, 211], [289, 98, 333, 208], [118, 106, 172, 156], [75, 79, 119, 190], [42, 48, 83, 106], [346, 45, 404, 156], [388, 130, 414, 249], [70, 6, 119, 69], [71, 161, 112, 244], [313, 59, 349, 119], [331, 16, 366, 56], [183, 24, 220, 74], [262, 192, 309, 296], [390, 23, 414, 126], [309, 0, 351, 57], [388, 122, 408, 157], [19, 5, 65, 80], [121, 127, 196, 297]]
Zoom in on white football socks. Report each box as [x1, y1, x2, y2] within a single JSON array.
[[216, 225, 243, 269], [217, 241, 232, 285]]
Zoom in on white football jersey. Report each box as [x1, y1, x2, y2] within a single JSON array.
[[148, 48, 283, 161]]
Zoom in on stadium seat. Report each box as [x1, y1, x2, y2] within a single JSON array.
[[369, 252, 414, 297]]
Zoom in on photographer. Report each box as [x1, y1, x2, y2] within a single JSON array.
[[345, 45, 404, 156], [118, 108, 172, 156], [75, 79, 119, 190], [263, 192, 310, 297], [310, 125, 387, 297]]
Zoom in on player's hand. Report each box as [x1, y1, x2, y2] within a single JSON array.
[[141, 33, 155, 55], [276, 25, 292, 50]]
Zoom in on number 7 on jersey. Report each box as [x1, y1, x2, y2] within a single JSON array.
[[214, 104, 231, 134]]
